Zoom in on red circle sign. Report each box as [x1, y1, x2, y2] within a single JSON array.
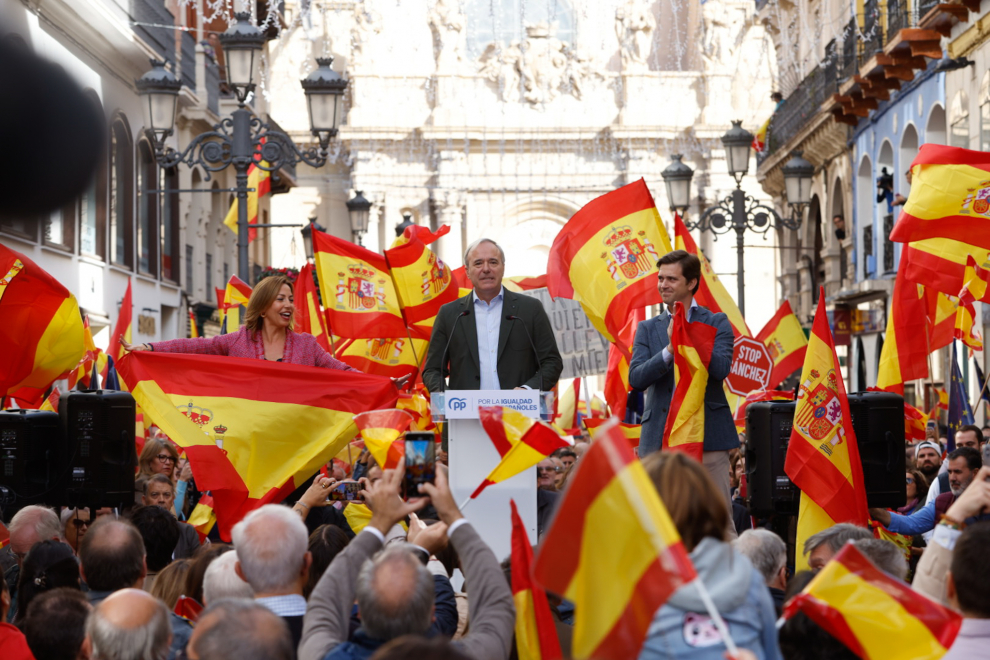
[[726, 336, 773, 396]]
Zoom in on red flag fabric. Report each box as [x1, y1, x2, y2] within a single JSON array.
[[294, 264, 332, 351], [662, 302, 718, 461], [107, 280, 133, 367], [510, 499, 562, 660]]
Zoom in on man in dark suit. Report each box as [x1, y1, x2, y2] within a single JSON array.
[[628, 250, 737, 507], [423, 239, 563, 436]]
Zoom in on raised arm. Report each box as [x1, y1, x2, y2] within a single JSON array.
[[125, 333, 235, 356]]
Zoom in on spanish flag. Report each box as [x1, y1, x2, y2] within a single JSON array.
[[504, 275, 548, 292], [68, 315, 99, 391], [510, 499, 562, 660], [583, 417, 641, 449], [902, 237, 990, 299], [904, 400, 929, 442], [955, 255, 988, 351], [39, 387, 60, 413], [547, 179, 674, 344], [604, 309, 643, 421], [313, 229, 407, 339], [732, 389, 793, 433], [751, 116, 770, 153], [0, 244, 85, 398], [890, 144, 990, 248], [783, 542, 961, 659], [188, 494, 217, 542], [335, 337, 425, 382], [295, 264, 331, 352], [937, 387, 949, 411], [533, 419, 697, 660], [786, 289, 869, 571], [353, 409, 414, 470], [554, 378, 581, 434], [756, 300, 808, 389], [662, 301, 717, 462], [107, 279, 132, 367], [674, 213, 750, 338], [384, 226, 458, 340], [223, 159, 271, 243], [188, 309, 200, 339], [389, 223, 449, 249], [472, 406, 571, 499], [219, 276, 252, 334], [397, 392, 435, 431], [116, 351, 399, 539]]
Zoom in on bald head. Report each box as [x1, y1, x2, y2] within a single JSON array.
[[79, 518, 146, 592], [355, 546, 434, 641], [86, 589, 170, 660], [188, 599, 293, 660]]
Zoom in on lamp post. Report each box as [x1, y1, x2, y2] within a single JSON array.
[[661, 121, 814, 317], [300, 216, 326, 261], [394, 213, 415, 238], [345, 190, 372, 245], [136, 13, 348, 283]]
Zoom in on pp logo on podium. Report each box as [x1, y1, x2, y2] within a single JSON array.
[[448, 397, 467, 411]]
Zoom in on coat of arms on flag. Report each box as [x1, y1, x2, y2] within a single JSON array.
[[962, 180, 990, 217], [338, 264, 385, 311], [421, 253, 451, 297], [602, 225, 660, 284], [795, 368, 846, 454]]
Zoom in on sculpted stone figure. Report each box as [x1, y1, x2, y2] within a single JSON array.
[[616, 0, 656, 71], [429, 0, 467, 73]]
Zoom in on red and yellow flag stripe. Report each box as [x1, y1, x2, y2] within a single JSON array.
[[756, 300, 808, 389], [511, 499, 562, 660], [662, 302, 717, 462], [533, 420, 696, 660], [583, 417, 640, 448], [473, 406, 571, 498], [784, 542, 961, 659], [384, 227, 458, 340], [902, 237, 990, 299], [353, 409, 415, 471], [295, 264, 331, 352]]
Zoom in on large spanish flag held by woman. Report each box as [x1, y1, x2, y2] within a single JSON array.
[[547, 179, 673, 344], [674, 214, 750, 338], [786, 290, 869, 571], [313, 229, 407, 339], [116, 351, 399, 539], [0, 244, 84, 399], [890, 144, 990, 248], [334, 336, 426, 381]]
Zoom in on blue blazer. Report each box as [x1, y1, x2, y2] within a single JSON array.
[[628, 306, 739, 455]]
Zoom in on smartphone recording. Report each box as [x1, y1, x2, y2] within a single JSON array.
[[327, 481, 364, 501], [403, 432, 436, 499]]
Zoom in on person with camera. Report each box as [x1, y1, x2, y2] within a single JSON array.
[[299, 465, 514, 660]]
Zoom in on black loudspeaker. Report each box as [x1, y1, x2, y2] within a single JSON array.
[[847, 391, 906, 508], [0, 409, 64, 521], [745, 401, 799, 517], [60, 390, 137, 511]]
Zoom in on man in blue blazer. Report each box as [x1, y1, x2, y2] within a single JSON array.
[[628, 250, 738, 508]]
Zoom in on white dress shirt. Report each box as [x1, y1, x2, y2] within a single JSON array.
[[474, 288, 504, 390]]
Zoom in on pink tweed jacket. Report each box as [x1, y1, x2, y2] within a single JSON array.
[[149, 326, 357, 371]]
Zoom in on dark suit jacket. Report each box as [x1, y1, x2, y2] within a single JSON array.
[[628, 305, 738, 455], [423, 289, 563, 393]]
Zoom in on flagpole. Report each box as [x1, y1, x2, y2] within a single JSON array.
[[693, 578, 740, 657], [924, 314, 938, 426]]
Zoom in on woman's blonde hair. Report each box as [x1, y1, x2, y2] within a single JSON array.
[[641, 451, 728, 552], [150, 558, 191, 609], [137, 437, 179, 479], [243, 275, 294, 333]]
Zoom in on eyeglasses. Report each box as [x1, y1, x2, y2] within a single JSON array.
[[70, 518, 91, 529], [156, 454, 176, 464], [537, 466, 561, 474], [906, 477, 915, 485]]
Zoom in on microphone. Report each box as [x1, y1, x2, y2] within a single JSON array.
[[440, 310, 471, 394], [506, 315, 542, 392]]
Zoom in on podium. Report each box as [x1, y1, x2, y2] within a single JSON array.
[[434, 390, 549, 563]]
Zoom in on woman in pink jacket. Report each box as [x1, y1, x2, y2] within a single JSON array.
[[123, 275, 408, 387]]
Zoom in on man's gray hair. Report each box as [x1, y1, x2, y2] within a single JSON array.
[[203, 550, 254, 604], [231, 504, 308, 594], [86, 593, 170, 660], [851, 538, 909, 581], [734, 529, 786, 585], [10, 505, 63, 542], [802, 523, 873, 557], [463, 238, 505, 266], [355, 546, 434, 641], [190, 599, 293, 660]]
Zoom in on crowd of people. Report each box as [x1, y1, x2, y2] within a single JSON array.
[[1, 419, 989, 660]]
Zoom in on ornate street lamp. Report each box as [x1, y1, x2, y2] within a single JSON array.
[[137, 15, 349, 282], [346, 190, 372, 244], [670, 131, 815, 316], [301, 217, 326, 261], [661, 154, 694, 217], [395, 213, 415, 238]]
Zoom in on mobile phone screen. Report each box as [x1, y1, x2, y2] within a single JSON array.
[[403, 432, 436, 500], [328, 482, 364, 501]]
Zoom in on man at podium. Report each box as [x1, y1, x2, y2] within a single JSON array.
[[424, 238, 563, 448]]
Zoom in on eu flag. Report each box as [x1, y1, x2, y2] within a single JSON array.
[[947, 341, 974, 451]]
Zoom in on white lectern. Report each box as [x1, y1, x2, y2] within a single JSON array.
[[435, 390, 543, 564]]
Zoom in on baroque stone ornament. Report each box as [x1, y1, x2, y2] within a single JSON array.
[[429, 0, 467, 73], [615, 0, 656, 71], [478, 22, 604, 106]]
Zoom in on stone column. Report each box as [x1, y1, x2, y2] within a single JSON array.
[[435, 190, 465, 268]]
